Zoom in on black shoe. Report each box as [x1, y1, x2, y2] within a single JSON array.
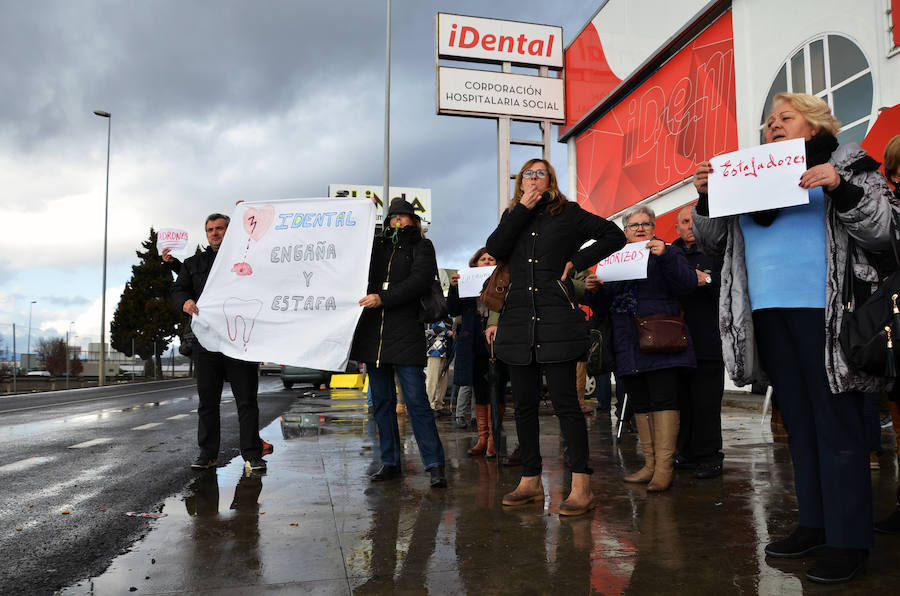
[[190, 455, 217, 470], [501, 446, 522, 467], [429, 466, 447, 488], [693, 462, 722, 479], [370, 464, 402, 482], [805, 547, 868, 584], [454, 418, 468, 429], [674, 453, 697, 470], [874, 507, 900, 534], [764, 526, 826, 558], [245, 457, 267, 472]]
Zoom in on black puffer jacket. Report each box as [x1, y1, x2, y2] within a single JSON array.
[[350, 226, 436, 367], [486, 198, 626, 365], [171, 247, 216, 312]]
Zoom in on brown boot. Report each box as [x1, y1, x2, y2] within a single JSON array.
[[559, 472, 595, 516], [468, 404, 490, 456], [485, 403, 504, 458], [624, 413, 654, 483], [502, 474, 544, 506], [647, 410, 679, 492]]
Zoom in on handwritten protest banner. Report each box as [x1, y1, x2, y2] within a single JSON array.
[[707, 138, 808, 218], [191, 198, 376, 371], [458, 265, 496, 298], [156, 228, 190, 259], [594, 241, 650, 282]]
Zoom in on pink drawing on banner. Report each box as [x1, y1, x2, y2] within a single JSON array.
[[231, 262, 253, 276], [232, 204, 275, 276], [223, 297, 263, 351]]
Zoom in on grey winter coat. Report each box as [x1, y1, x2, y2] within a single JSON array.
[[692, 142, 897, 394]]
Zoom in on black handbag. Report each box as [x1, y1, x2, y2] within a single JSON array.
[[418, 278, 449, 324], [587, 314, 615, 375], [838, 227, 900, 377]]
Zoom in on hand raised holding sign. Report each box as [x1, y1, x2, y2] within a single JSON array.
[[693, 161, 713, 194], [799, 163, 840, 191]]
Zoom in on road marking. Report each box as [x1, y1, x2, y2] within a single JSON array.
[[166, 414, 189, 420], [0, 456, 54, 472], [190, 408, 198, 413], [132, 422, 162, 430], [68, 438, 114, 449], [0, 383, 197, 414]]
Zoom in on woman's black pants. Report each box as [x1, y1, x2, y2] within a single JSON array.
[[507, 359, 591, 476], [754, 308, 872, 549]]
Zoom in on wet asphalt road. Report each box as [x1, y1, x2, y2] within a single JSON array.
[[0, 376, 297, 596]]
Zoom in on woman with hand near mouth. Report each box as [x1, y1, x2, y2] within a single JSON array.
[[691, 93, 897, 584]]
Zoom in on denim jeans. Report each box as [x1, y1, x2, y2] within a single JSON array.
[[367, 363, 446, 470]]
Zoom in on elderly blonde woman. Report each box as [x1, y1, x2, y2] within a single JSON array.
[[691, 93, 897, 584]]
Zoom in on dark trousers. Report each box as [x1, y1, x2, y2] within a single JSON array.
[[754, 308, 872, 549], [507, 359, 591, 476], [195, 349, 262, 461], [622, 368, 680, 413], [676, 359, 725, 463]]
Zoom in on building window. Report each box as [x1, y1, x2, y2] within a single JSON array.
[[760, 35, 873, 145]]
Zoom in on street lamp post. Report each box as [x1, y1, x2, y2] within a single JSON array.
[[26, 300, 36, 372], [94, 109, 111, 387], [66, 322, 74, 390]]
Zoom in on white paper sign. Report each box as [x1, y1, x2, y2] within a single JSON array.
[[458, 265, 496, 298], [594, 242, 651, 282], [191, 198, 376, 371], [707, 138, 809, 218], [157, 228, 190, 259]]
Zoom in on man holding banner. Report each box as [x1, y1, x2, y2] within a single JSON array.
[[171, 213, 267, 473]]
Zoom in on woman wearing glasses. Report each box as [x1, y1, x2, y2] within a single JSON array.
[[585, 206, 699, 492], [485, 158, 625, 516]]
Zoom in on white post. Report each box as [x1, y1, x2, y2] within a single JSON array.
[[382, 0, 392, 223]]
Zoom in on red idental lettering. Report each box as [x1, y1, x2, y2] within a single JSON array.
[[481, 33, 496, 51], [459, 26, 479, 49]]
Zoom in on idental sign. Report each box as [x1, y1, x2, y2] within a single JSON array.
[[438, 67, 564, 121], [437, 13, 563, 68]]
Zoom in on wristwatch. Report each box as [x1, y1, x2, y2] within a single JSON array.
[[704, 276, 712, 284]]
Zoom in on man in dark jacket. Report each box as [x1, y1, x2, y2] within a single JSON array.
[[171, 213, 267, 472], [672, 205, 726, 479]]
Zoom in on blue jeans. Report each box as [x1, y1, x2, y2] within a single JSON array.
[[367, 363, 445, 470]]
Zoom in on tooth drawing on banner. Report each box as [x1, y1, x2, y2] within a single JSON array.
[[233, 204, 275, 276], [223, 297, 263, 350]]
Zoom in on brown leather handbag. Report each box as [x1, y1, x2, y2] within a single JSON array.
[[480, 262, 510, 312], [634, 310, 688, 353]]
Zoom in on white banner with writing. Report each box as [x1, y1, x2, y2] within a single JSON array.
[[594, 242, 651, 282], [191, 198, 375, 371], [458, 265, 496, 298], [157, 228, 190, 259], [707, 138, 809, 218]]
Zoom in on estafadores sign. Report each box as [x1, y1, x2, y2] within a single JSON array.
[[437, 13, 563, 68]]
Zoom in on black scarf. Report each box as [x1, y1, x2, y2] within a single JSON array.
[[750, 134, 839, 227]]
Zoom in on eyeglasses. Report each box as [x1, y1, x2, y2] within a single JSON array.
[[626, 222, 655, 231], [522, 169, 548, 179]]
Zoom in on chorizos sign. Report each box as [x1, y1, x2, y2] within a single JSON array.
[[437, 13, 563, 68]]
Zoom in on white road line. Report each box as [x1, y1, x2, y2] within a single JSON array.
[[132, 422, 162, 430], [0, 384, 196, 415], [67, 438, 114, 449], [166, 414, 189, 420], [0, 456, 55, 473], [190, 408, 198, 413]]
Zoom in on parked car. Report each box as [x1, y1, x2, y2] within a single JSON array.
[[280, 360, 362, 390], [259, 362, 282, 376], [27, 370, 51, 377]]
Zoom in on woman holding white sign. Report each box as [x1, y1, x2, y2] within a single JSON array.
[[691, 93, 896, 584], [351, 198, 447, 489], [486, 158, 625, 516]]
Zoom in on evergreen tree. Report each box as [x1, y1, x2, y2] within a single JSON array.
[[110, 228, 181, 376]]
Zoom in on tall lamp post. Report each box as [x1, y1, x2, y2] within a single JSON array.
[[94, 109, 111, 387], [65, 322, 75, 390], [26, 300, 37, 372]]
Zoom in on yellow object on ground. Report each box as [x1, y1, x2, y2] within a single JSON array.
[[331, 373, 365, 389]]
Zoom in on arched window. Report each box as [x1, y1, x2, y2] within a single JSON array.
[[759, 34, 873, 145]]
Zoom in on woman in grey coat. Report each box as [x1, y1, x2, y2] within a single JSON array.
[[691, 92, 897, 584]]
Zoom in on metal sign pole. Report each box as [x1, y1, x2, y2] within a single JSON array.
[[382, 0, 392, 224]]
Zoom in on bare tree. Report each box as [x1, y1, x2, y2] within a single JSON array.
[[35, 338, 67, 376]]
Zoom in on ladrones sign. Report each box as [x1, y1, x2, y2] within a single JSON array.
[[437, 13, 563, 69]]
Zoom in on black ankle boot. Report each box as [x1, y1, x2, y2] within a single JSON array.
[[806, 547, 868, 584], [370, 464, 401, 482], [874, 506, 900, 534], [764, 526, 826, 558], [429, 466, 447, 488]]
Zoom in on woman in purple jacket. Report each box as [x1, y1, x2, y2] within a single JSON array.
[[586, 206, 698, 492]]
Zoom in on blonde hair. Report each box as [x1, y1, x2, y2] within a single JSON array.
[[884, 134, 900, 184], [508, 159, 567, 216], [771, 92, 841, 136]]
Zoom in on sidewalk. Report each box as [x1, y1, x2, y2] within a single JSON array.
[[61, 388, 899, 595]]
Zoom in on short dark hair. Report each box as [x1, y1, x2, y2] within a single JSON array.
[[205, 213, 230, 226]]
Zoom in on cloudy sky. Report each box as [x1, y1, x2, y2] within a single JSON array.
[[0, 0, 599, 357]]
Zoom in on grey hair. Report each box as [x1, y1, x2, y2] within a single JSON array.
[[205, 213, 231, 225], [621, 205, 656, 228]]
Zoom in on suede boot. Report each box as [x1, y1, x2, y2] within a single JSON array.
[[559, 472, 595, 516], [502, 474, 544, 506], [647, 410, 679, 492], [467, 404, 490, 456], [624, 413, 654, 483], [485, 403, 505, 458]]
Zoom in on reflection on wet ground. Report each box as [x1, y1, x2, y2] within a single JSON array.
[[61, 390, 899, 594]]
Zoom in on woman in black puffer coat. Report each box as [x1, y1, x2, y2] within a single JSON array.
[[351, 198, 446, 488], [486, 158, 625, 516]]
